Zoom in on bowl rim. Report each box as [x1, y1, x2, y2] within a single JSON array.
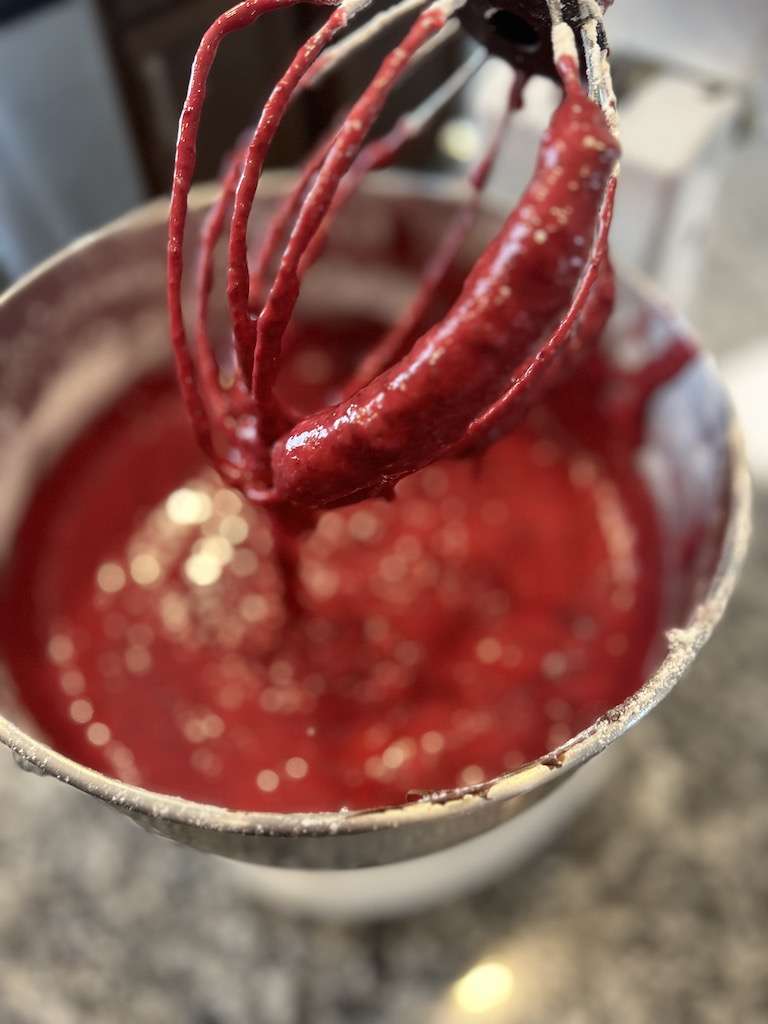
[[0, 171, 752, 841]]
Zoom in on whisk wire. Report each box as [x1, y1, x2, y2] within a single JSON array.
[[306, 0, 430, 87], [249, 0, 468, 444], [344, 65, 523, 392], [226, 0, 372, 384], [298, 45, 487, 278], [167, 0, 346, 461]]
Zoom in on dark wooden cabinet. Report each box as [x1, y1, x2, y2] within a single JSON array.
[[94, 0, 460, 194]]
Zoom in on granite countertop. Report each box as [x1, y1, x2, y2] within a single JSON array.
[[1, 138, 766, 1024]]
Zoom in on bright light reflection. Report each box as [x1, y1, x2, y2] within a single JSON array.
[[96, 562, 126, 594], [452, 962, 515, 1015], [130, 553, 161, 586], [165, 487, 213, 526], [184, 553, 222, 587]]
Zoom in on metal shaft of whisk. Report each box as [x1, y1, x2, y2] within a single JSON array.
[[578, 0, 618, 133], [546, 0, 617, 130]]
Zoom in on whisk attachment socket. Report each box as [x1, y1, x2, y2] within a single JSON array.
[[459, 0, 607, 80]]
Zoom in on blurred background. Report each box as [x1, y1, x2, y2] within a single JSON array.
[[0, 1, 766, 1021]]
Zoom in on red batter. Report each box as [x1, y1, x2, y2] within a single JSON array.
[[1, 318, 663, 812]]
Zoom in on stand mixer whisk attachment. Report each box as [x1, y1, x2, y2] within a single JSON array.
[[168, 0, 619, 515]]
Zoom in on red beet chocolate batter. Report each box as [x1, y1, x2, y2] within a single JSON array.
[[1, 317, 663, 812]]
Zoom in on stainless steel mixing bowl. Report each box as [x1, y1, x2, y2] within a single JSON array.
[[0, 172, 750, 873]]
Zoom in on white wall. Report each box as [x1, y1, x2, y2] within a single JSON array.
[[0, 0, 144, 279], [609, 0, 768, 83]]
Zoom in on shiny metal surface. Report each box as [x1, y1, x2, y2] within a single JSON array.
[[0, 172, 751, 870]]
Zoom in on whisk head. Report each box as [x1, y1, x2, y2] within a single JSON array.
[[167, 0, 619, 512]]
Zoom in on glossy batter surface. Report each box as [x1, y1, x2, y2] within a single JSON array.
[[1, 321, 662, 812]]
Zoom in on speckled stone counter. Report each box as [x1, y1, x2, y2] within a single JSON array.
[[1, 136, 766, 1024]]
